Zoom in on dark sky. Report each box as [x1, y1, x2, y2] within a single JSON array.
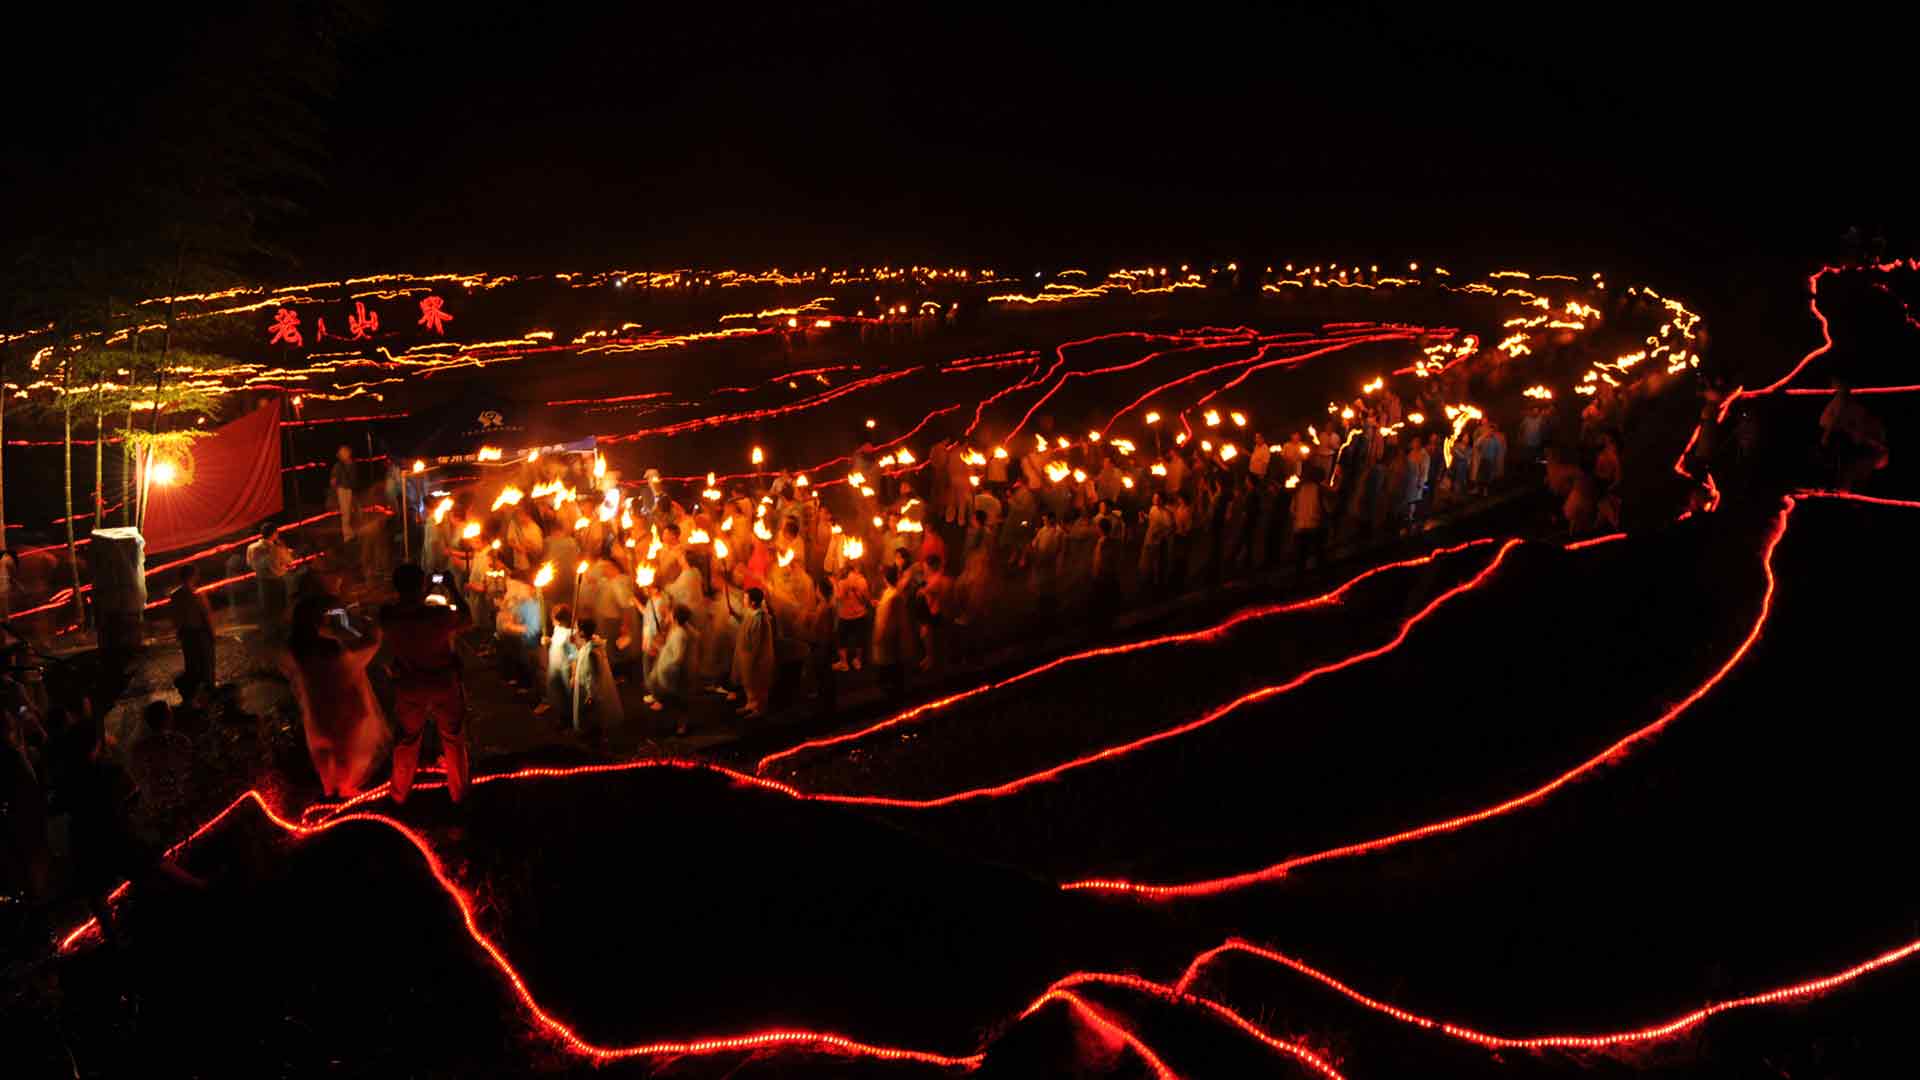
[[6, 2, 1913, 281]]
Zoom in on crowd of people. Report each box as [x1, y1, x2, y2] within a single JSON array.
[[2, 326, 1819, 947], [365, 377, 1577, 752]]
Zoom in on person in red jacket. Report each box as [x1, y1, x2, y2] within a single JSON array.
[[379, 564, 471, 805]]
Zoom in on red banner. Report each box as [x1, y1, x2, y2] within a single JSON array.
[[140, 400, 285, 554]]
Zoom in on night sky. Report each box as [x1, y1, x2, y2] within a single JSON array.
[[5, 3, 1912, 283]]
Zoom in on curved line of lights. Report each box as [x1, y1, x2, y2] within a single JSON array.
[[1674, 260, 1918, 510], [49, 262, 1878, 1076], [813, 539, 1522, 809], [758, 537, 1501, 774], [58, 498, 1920, 1076], [1061, 502, 1792, 898], [1172, 934, 1920, 1052]]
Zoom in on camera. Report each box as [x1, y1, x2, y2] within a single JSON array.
[[432, 573, 446, 584]]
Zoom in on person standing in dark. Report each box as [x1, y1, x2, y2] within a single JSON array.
[[871, 563, 911, 703], [379, 564, 471, 807], [167, 564, 216, 705], [247, 523, 294, 624], [330, 445, 356, 546], [1290, 464, 1330, 579]]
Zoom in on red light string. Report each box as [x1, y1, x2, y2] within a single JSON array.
[[1675, 260, 1917, 509], [1101, 334, 1414, 436], [1029, 971, 1347, 1080], [1191, 332, 1424, 412], [1060, 502, 1793, 898], [1172, 934, 1920, 1052], [57, 789, 985, 1070], [10, 507, 350, 621], [280, 412, 411, 428], [757, 537, 1500, 775], [712, 363, 862, 394], [1792, 488, 1920, 509], [1002, 332, 1262, 443], [1019, 988, 1183, 1080], [814, 540, 1522, 810], [1561, 530, 1627, 550], [596, 368, 919, 444], [545, 390, 671, 407]]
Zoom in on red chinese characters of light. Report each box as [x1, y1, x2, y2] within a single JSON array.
[[268, 307, 303, 347], [417, 295, 453, 334], [349, 300, 380, 339]]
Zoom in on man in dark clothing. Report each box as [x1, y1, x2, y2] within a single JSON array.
[[379, 564, 471, 805], [330, 445, 356, 545], [168, 564, 217, 704]]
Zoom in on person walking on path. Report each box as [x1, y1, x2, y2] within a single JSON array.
[[379, 565, 471, 806], [284, 595, 387, 799], [167, 564, 217, 705], [330, 445, 357, 545]]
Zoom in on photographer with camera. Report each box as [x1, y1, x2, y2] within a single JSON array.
[[379, 564, 471, 807]]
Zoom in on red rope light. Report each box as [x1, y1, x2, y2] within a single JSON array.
[[1173, 935, 1920, 1052], [1061, 502, 1792, 898], [817, 540, 1522, 810], [758, 537, 1500, 775], [1782, 383, 1920, 395], [1793, 489, 1920, 509], [1031, 970, 1347, 1079], [10, 507, 348, 621], [1562, 531, 1627, 550], [1190, 332, 1421, 412], [57, 789, 985, 1069], [597, 368, 918, 444], [1674, 260, 1917, 506], [1019, 988, 1181, 1080], [280, 412, 410, 428], [1003, 332, 1260, 443], [545, 390, 670, 407], [1101, 335, 1413, 436]]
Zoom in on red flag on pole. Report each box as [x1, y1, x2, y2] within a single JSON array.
[[139, 400, 284, 554]]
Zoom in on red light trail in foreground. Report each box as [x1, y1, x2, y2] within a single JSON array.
[[58, 777, 982, 1071], [1029, 971, 1347, 1079], [1172, 934, 1920, 1052], [1020, 988, 1182, 1080], [758, 537, 1500, 775], [1061, 502, 1792, 898], [815, 540, 1521, 810]]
